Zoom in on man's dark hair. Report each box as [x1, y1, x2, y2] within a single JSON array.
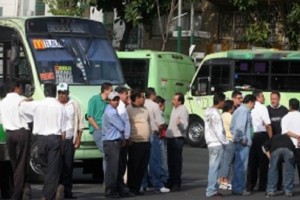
[[252, 89, 263, 98], [130, 88, 143, 102], [223, 100, 234, 113], [271, 91, 281, 98], [175, 92, 185, 105], [6, 79, 22, 93], [145, 87, 156, 98], [243, 94, 256, 104], [213, 92, 226, 105], [155, 95, 165, 104], [231, 90, 242, 98], [115, 86, 129, 94], [289, 98, 299, 110], [44, 83, 57, 97], [101, 82, 112, 93]]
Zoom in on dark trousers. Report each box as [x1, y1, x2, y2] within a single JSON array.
[[38, 135, 62, 200], [246, 132, 269, 191], [118, 145, 128, 193], [127, 142, 151, 194], [7, 128, 30, 200], [166, 137, 184, 188], [60, 138, 75, 196], [103, 140, 122, 195], [0, 161, 13, 198]]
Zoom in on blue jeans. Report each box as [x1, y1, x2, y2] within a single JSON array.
[[219, 141, 235, 178], [149, 132, 167, 189], [267, 148, 295, 193], [232, 143, 250, 194], [206, 145, 223, 197], [92, 129, 106, 173]]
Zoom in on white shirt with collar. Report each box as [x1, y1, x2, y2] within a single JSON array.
[[251, 101, 271, 132], [281, 110, 300, 148], [20, 97, 67, 136], [0, 92, 29, 131]]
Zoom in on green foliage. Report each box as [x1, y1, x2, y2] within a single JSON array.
[[286, 3, 300, 50], [45, 0, 87, 16], [232, 0, 257, 11], [245, 22, 270, 47]]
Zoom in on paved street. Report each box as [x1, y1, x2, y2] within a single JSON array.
[[25, 147, 300, 199]]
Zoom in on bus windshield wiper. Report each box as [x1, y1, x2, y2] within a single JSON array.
[[48, 32, 88, 82]]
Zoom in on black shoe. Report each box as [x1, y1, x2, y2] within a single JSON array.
[[65, 194, 77, 199], [171, 185, 181, 192], [105, 193, 120, 198], [119, 191, 135, 198]]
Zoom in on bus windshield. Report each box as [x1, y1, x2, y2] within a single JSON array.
[[26, 18, 124, 85]]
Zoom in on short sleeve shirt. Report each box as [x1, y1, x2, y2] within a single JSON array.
[[251, 101, 271, 132], [87, 94, 107, 133]]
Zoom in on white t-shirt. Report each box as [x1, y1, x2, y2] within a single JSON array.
[[251, 101, 271, 132], [281, 111, 300, 148], [20, 97, 67, 136], [0, 93, 29, 130]]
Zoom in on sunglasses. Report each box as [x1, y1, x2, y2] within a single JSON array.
[[58, 91, 68, 95]]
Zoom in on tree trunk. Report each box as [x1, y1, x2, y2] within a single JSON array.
[[119, 21, 133, 51]]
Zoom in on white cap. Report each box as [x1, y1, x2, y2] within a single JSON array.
[[57, 82, 69, 91], [108, 91, 119, 100]]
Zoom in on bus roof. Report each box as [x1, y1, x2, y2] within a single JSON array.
[[117, 50, 194, 62], [204, 49, 300, 60]]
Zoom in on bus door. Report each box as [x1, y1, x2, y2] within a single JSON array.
[[0, 27, 33, 98]]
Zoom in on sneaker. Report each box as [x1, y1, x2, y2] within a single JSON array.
[[159, 187, 170, 193], [266, 192, 276, 197], [219, 184, 228, 190], [285, 192, 293, 197]]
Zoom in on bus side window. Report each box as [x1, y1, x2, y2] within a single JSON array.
[[191, 64, 209, 96], [210, 65, 231, 93]]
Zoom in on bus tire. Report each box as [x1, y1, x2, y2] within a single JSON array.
[[29, 140, 44, 183], [186, 115, 206, 148]]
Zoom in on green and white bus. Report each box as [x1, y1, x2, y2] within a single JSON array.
[[185, 49, 300, 147], [0, 16, 125, 181], [117, 50, 195, 122]]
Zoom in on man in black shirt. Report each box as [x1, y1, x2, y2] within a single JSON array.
[[267, 91, 288, 190], [267, 91, 288, 136], [264, 134, 295, 197]]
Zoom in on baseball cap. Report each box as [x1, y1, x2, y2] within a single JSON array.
[[57, 82, 69, 92], [108, 91, 120, 100], [115, 86, 129, 93]]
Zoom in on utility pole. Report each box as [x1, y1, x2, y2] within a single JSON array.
[[190, 2, 195, 46], [176, 0, 182, 53]]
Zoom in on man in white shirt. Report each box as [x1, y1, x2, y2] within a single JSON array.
[[0, 79, 31, 200], [166, 93, 189, 192], [204, 92, 228, 197], [20, 83, 67, 200], [247, 90, 272, 192], [144, 88, 169, 193], [281, 98, 300, 185], [57, 82, 84, 199]]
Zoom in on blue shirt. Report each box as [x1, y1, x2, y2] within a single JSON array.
[[230, 104, 253, 146], [102, 104, 125, 141]]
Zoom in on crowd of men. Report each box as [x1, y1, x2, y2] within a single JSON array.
[[0, 80, 189, 200], [205, 90, 300, 198]]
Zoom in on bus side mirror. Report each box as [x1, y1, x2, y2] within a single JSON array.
[[197, 77, 210, 95]]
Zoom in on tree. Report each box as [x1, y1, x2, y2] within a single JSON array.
[[232, 0, 300, 49], [45, 0, 88, 16]]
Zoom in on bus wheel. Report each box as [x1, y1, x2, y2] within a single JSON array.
[[186, 115, 206, 148], [29, 141, 44, 182]]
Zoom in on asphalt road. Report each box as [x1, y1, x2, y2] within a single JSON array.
[[24, 147, 300, 199]]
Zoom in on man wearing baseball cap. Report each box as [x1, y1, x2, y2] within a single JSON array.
[[102, 91, 126, 198], [57, 82, 85, 199]]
